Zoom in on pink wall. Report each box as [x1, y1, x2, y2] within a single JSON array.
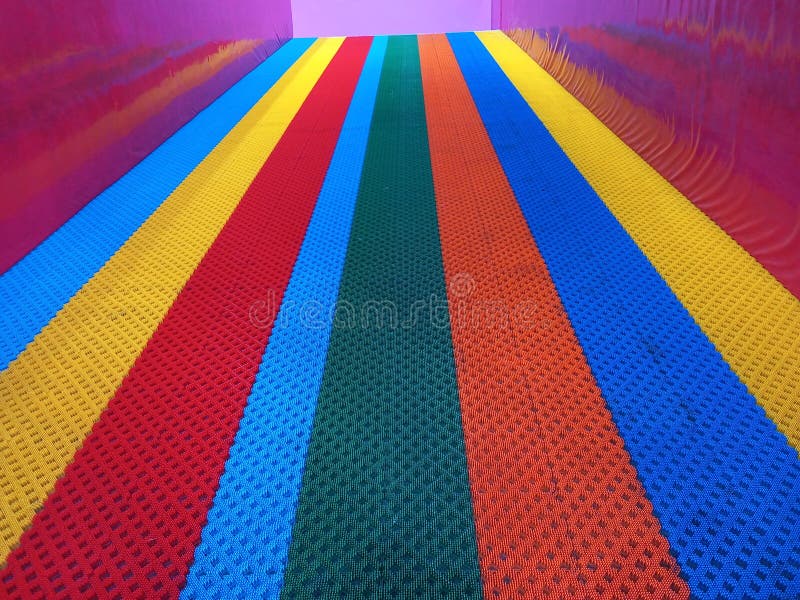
[[1, 0, 292, 274], [291, 0, 490, 37], [494, 0, 800, 298]]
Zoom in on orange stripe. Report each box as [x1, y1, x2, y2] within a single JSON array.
[[419, 33, 689, 599]]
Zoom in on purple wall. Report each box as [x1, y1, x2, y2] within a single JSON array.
[[291, 0, 490, 37], [1, 0, 292, 274], [493, 0, 800, 298]]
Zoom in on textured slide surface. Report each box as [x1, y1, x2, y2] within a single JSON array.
[[477, 31, 800, 453], [450, 31, 800, 599], [0, 38, 340, 562], [181, 35, 386, 600], [0, 37, 368, 599], [281, 35, 483, 599], [1, 31, 798, 600]]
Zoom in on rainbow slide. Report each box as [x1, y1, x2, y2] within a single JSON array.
[[1, 33, 799, 600]]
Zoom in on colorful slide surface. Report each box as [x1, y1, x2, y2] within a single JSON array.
[[1, 31, 798, 600]]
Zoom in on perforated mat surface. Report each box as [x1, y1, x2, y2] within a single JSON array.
[[1, 32, 798, 600]]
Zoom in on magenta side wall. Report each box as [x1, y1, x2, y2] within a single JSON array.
[[0, 0, 292, 274], [491, 0, 800, 297], [291, 0, 491, 37]]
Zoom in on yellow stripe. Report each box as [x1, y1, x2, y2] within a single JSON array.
[[0, 37, 344, 560], [477, 30, 800, 452]]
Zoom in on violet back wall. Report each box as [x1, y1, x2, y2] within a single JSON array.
[[291, 0, 491, 37]]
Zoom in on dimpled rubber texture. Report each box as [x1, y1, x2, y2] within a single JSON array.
[[419, 34, 688, 600], [280, 35, 483, 599], [0, 38, 339, 562], [181, 35, 385, 600], [476, 32, 800, 453], [449, 32, 800, 599], [0, 39, 313, 372], [0, 37, 369, 600]]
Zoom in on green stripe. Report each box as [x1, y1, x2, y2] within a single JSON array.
[[281, 35, 482, 599]]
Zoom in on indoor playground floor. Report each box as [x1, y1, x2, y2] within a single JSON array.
[[1, 32, 800, 600]]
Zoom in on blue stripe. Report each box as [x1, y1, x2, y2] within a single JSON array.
[[448, 32, 800, 599], [180, 36, 387, 600], [0, 38, 314, 371]]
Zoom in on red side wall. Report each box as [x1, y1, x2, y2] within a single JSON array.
[[493, 0, 800, 297], [0, 0, 292, 273]]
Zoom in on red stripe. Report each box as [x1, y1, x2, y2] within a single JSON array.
[[0, 36, 372, 600]]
